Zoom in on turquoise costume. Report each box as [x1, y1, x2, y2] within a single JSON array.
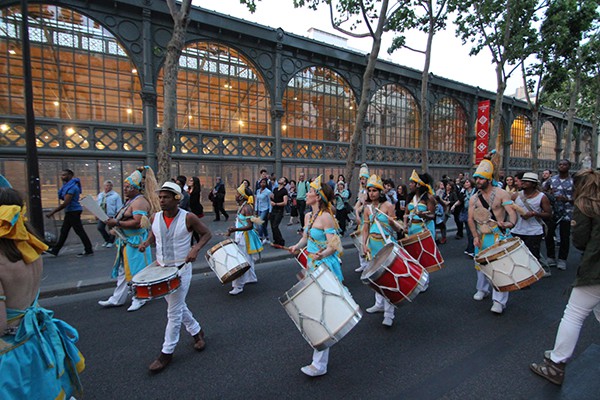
[[1, 295, 85, 399], [304, 224, 343, 282], [407, 202, 435, 237], [367, 210, 397, 257], [475, 225, 511, 255], [235, 212, 263, 255], [111, 209, 152, 281]]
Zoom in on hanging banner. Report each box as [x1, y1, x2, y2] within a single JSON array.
[[475, 100, 491, 165]]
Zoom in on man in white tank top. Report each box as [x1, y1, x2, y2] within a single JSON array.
[[138, 182, 212, 373], [512, 173, 552, 274]]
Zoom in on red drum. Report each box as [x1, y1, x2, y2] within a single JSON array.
[[361, 243, 429, 304], [399, 230, 444, 272], [132, 262, 181, 300], [295, 247, 309, 269]]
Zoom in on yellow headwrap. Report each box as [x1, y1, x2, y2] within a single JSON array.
[[236, 183, 254, 205], [410, 170, 434, 195], [310, 175, 328, 204], [366, 174, 383, 190], [473, 159, 494, 181], [359, 163, 370, 179], [0, 205, 48, 263]]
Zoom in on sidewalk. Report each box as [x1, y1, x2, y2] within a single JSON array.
[[40, 212, 458, 297]]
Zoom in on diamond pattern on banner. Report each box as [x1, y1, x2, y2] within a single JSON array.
[[478, 116, 488, 124]]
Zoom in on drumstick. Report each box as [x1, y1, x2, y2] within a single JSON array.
[[270, 243, 291, 251]]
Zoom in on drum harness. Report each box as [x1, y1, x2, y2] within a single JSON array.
[[477, 188, 509, 235]]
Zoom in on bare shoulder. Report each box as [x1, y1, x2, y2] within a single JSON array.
[[132, 195, 151, 212], [496, 188, 512, 202]]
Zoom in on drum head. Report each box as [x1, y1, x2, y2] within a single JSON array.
[[362, 243, 396, 279], [476, 238, 521, 263], [132, 265, 178, 284]]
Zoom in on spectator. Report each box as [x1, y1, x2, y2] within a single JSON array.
[[287, 180, 299, 225], [255, 169, 271, 192], [175, 175, 190, 211], [327, 174, 336, 190], [255, 178, 272, 243], [434, 195, 447, 244], [383, 179, 397, 205], [270, 177, 289, 246], [209, 177, 228, 221], [96, 180, 123, 248], [296, 172, 310, 232], [334, 181, 350, 236]]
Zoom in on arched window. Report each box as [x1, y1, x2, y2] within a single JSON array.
[[510, 115, 532, 158], [539, 121, 557, 160], [157, 42, 270, 136], [0, 5, 142, 127], [366, 84, 419, 148], [282, 66, 356, 141], [430, 97, 467, 152]]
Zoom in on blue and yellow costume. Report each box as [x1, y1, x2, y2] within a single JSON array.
[[0, 203, 85, 399], [235, 213, 263, 255], [1, 295, 85, 399], [367, 207, 397, 257], [304, 213, 343, 282], [407, 170, 435, 237]]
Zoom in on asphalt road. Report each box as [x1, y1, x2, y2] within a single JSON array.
[[40, 241, 600, 400]]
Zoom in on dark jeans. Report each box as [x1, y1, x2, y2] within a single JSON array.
[[453, 208, 464, 237], [53, 211, 93, 254], [545, 219, 571, 260], [515, 233, 543, 261], [97, 220, 115, 243], [270, 209, 285, 246], [465, 226, 474, 253], [212, 200, 229, 221], [335, 207, 348, 236], [297, 199, 307, 228]]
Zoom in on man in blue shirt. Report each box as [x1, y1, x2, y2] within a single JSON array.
[[96, 180, 123, 248], [46, 169, 94, 257]]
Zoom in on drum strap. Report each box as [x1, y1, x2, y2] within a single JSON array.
[[477, 189, 497, 223]]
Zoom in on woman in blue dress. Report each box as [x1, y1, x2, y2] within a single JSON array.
[[0, 187, 85, 399], [288, 175, 343, 377], [362, 174, 404, 327], [405, 170, 437, 238]]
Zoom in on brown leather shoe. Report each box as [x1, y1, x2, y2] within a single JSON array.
[[193, 330, 206, 351], [148, 352, 172, 373]]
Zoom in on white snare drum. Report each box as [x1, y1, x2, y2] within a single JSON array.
[[475, 237, 544, 292], [279, 264, 362, 351], [132, 261, 181, 300], [349, 230, 363, 254], [205, 239, 250, 284]]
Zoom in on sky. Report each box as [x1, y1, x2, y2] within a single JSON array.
[[192, 0, 523, 95]]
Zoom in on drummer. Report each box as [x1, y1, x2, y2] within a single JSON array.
[[138, 182, 212, 373], [353, 163, 370, 273], [226, 182, 263, 295], [100, 166, 160, 312], [404, 170, 437, 291], [288, 175, 343, 377], [468, 151, 517, 314], [362, 174, 404, 327]]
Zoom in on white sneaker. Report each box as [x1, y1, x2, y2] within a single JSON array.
[[473, 290, 489, 301], [491, 301, 504, 314], [354, 265, 365, 273], [366, 305, 384, 313], [382, 317, 393, 327], [105, 242, 114, 248], [101, 242, 108, 247], [98, 299, 122, 307], [127, 299, 146, 312], [300, 364, 326, 377], [547, 258, 557, 267], [229, 287, 244, 295], [543, 269, 552, 278], [557, 259, 567, 270]]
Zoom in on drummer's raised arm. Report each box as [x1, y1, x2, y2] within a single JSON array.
[[139, 215, 156, 253]]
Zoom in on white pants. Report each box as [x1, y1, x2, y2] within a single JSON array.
[[107, 264, 146, 308], [231, 236, 258, 289], [476, 270, 509, 306], [374, 292, 395, 319], [162, 264, 201, 354], [550, 285, 600, 363], [311, 348, 329, 371]]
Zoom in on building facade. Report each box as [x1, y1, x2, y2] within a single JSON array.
[[0, 0, 594, 213]]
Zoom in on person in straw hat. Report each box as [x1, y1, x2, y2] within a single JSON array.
[[138, 181, 212, 373], [468, 151, 517, 314], [511, 172, 552, 277], [362, 174, 405, 327], [288, 175, 344, 377], [99, 166, 160, 312], [226, 182, 263, 295]]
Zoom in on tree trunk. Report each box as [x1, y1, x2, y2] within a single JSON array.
[[489, 62, 506, 153], [592, 76, 600, 169], [156, 0, 192, 184], [531, 107, 539, 171], [563, 65, 581, 160], [420, 17, 435, 173], [344, 0, 390, 186]]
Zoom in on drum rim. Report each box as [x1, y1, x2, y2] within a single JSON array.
[[399, 229, 431, 246], [312, 309, 363, 351], [475, 237, 522, 264], [361, 243, 398, 282], [133, 276, 181, 299], [279, 264, 331, 304], [218, 262, 251, 284], [131, 265, 179, 284], [207, 238, 234, 256]]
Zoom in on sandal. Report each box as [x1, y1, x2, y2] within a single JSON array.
[[530, 358, 565, 385]]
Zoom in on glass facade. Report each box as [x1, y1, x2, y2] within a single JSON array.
[[429, 97, 467, 152], [282, 66, 356, 141], [539, 121, 557, 160], [366, 84, 419, 148], [510, 115, 532, 158]]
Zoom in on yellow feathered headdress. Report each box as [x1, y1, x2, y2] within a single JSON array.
[[409, 170, 434, 195], [367, 174, 383, 190], [359, 163, 370, 179], [473, 150, 501, 186], [237, 182, 254, 205], [0, 205, 48, 263]]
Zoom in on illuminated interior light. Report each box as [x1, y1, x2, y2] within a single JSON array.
[[127, 109, 133, 114], [188, 115, 193, 120], [53, 101, 60, 107], [8, 49, 16, 55], [349, 106, 353, 110], [282, 125, 287, 130], [238, 120, 244, 126], [66, 127, 75, 135], [0, 124, 9, 132], [131, 68, 137, 74], [293, 97, 298, 101]]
